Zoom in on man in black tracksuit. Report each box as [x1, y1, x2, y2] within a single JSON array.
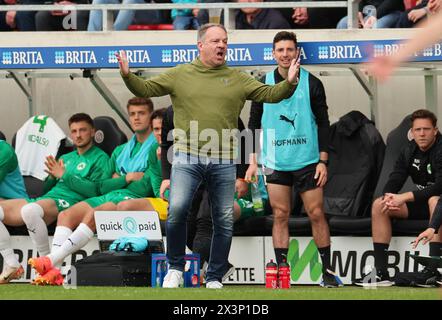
[[355, 109, 442, 287]]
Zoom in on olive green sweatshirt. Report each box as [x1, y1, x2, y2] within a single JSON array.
[[122, 58, 295, 159]]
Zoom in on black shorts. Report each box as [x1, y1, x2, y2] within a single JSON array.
[[264, 163, 318, 193], [406, 201, 430, 220]]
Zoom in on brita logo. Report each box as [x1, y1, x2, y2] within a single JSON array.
[[2, 51, 43, 65], [263, 48, 273, 61], [108, 50, 151, 64], [162, 49, 199, 63], [373, 44, 384, 57], [161, 47, 253, 63], [55, 51, 65, 64], [55, 50, 97, 64], [226, 48, 252, 62], [318, 45, 362, 59]]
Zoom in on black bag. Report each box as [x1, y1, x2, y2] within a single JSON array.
[[393, 271, 439, 287], [72, 241, 164, 287]]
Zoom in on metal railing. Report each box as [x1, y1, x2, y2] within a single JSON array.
[[0, 0, 360, 31]]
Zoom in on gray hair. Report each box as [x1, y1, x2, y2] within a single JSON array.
[[197, 23, 227, 42]]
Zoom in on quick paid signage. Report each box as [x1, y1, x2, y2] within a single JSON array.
[[94, 211, 162, 241]]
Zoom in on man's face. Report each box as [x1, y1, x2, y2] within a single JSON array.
[[198, 26, 228, 68], [273, 40, 297, 69], [152, 118, 162, 144], [411, 118, 438, 151], [128, 104, 151, 133], [69, 121, 94, 148], [238, 0, 262, 15]]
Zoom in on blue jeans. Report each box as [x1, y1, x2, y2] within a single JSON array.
[[167, 152, 236, 282], [87, 0, 144, 31], [173, 16, 200, 30], [336, 12, 401, 28]]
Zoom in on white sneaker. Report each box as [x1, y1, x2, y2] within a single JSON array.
[[206, 281, 223, 289], [0, 264, 24, 284], [162, 270, 183, 288]]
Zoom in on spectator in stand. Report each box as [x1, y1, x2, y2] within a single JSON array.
[[292, 4, 346, 28], [396, 0, 440, 27], [0, 0, 48, 31], [235, 0, 291, 29], [171, 0, 199, 29], [88, 0, 143, 31], [337, 0, 404, 28], [368, 0, 442, 81], [88, 0, 170, 31], [0, 0, 17, 31], [35, 0, 90, 30]]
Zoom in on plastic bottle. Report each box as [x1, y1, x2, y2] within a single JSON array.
[[251, 178, 264, 214], [278, 259, 291, 289], [265, 259, 278, 289], [155, 260, 162, 287]]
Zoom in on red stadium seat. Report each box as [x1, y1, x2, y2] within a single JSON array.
[[128, 24, 174, 30]]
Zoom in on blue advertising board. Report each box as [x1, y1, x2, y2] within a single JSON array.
[[1, 40, 441, 69]]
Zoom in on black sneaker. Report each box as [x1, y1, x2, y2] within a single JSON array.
[[415, 267, 440, 288], [222, 262, 235, 282], [320, 269, 344, 288], [354, 269, 394, 287], [437, 273, 442, 286]]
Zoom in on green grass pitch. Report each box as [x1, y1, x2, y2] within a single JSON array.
[[0, 284, 440, 300]]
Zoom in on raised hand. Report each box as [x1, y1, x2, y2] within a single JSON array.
[[44, 156, 65, 179], [116, 50, 130, 76], [287, 48, 301, 85]]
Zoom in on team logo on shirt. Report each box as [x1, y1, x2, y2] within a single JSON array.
[[77, 162, 86, 171], [279, 114, 297, 130], [412, 159, 420, 171], [221, 78, 230, 86], [57, 199, 70, 209]]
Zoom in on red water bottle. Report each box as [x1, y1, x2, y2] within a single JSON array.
[[265, 259, 278, 289], [278, 259, 291, 289]]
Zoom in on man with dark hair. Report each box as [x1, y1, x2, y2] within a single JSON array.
[[117, 23, 299, 289], [0, 113, 110, 284], [28, 98, 158, 285], [355, 109, 442, 287], [246, 31, 340, 288]]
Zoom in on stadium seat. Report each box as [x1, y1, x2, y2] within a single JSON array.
[[93, 116, 128, 157], [0, 130, 5, 141], [128, 24, 174, 30], [373, 114, 428, 235]]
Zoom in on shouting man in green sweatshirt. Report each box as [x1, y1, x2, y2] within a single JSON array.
[[117, 23, 300, 289]]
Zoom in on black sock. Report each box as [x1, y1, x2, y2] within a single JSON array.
[[373, 243, 389, 273], [318, 246, 331, 274], [274, 248, 288, 265], [429, 242, 442, 257]]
